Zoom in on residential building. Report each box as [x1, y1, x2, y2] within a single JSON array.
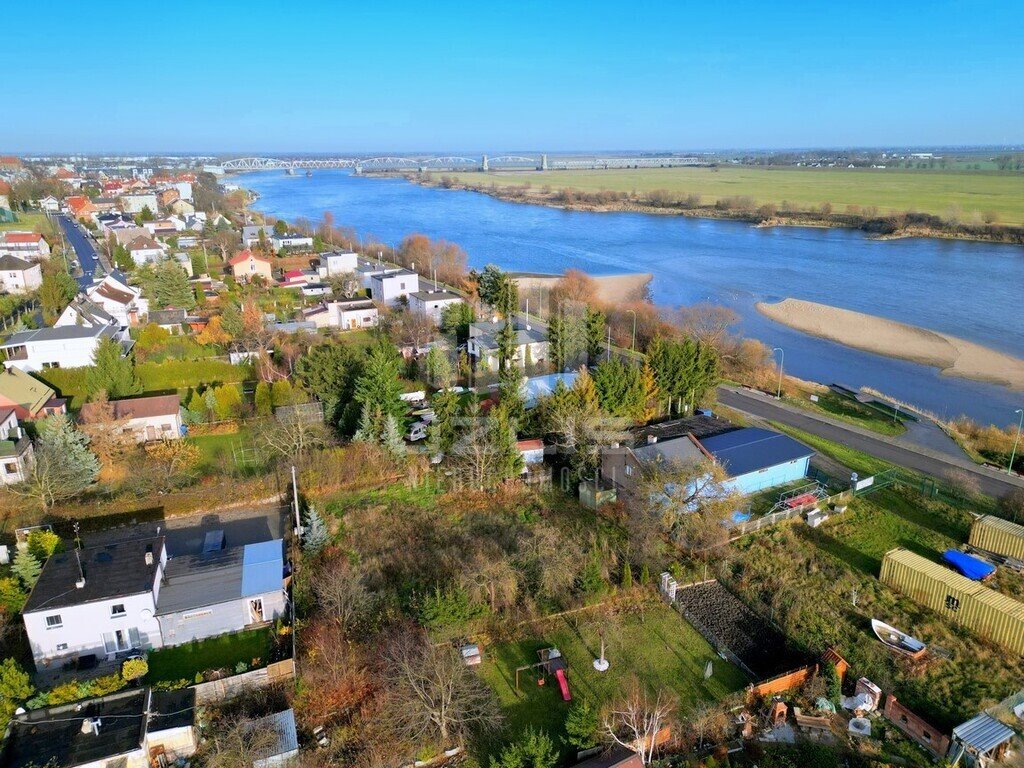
[[126, 235, 166, 265], [0, 231, 50, 259], [119, 192, 159, 215], [468, 320, 548, 370], [79, 394, 183, 443], [53, 168, 84, 188], [228, 249, 273, 282], [156, 188, 180, 208], [697, 427, 813, 495], [65, 195, 96, 221], [22, 536, 169, 666], [370, 268, 419, 306], [600, 431, 707, 495], [408, 289, 464, 324], [38, 195, 60, 212], [169, 198, 195, 216], [517, 439, 546, 470], [1, 688, 197, 768], [111, 226, 151, 246], [249, 710, 299, 768], [303, 298, 379, 330], [241, 224, 275, 247], [142, 219, 181, 236], [96, 212, 136, 234], [356, 260, 390, 288], [270, 232, 313, 252], [148, 308, 187, 333], [0, 255, 42, 294], [85, 275, 148, 327], [318, 249, 359, 277], [0, 366, 66, 419], [279, 269, 316, 288], [0, 322, 129, 372], [0, 408, 33, 485]]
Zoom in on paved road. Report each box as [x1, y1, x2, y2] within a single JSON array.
[[55, 213, 111, 280], [718, 385, 1024, 498]]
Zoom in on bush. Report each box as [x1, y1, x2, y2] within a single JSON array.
[[120, 658, 148, 682], [418, 585, 486, 632]]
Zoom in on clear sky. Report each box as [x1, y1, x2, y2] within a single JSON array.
[[3, 0, 1022, 153]]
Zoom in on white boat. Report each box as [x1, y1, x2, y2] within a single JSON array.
[[871, 619, 926, 657]]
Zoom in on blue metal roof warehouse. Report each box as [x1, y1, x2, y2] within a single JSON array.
[[696, 427, 814, 495]]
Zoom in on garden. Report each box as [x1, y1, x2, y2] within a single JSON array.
[[146, 627, 279, 686]]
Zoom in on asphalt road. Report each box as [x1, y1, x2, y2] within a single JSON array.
[[56, 213, 111, 277], [717, 386, 1024, 499]]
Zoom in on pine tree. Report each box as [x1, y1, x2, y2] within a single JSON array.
[[11, 550, 41, 590], [270, 379, 294, 408], [254, 382, 272, 416], [497, 364, 525, 423], [564, 698, 600, 750], [39, 269, 78, 325], [153, 259, 196, 309], [352, 402, 379, 443], [489, 407, 524, 480], [584, 306, 606, 363], [496, 319, 517, 372], [354, 338, 405, 421], [186, 390, 207, 423], [220, 302, 243, 338], [301, 506, 330, 556], [86, 338, 142, 398], [16, 414, 101, 510], [382, 414, 406, 459], [621, 561, 633, 590], [425, 389, 460, 457], [571, 366, 600, 414], [639, 361, 660, 422]]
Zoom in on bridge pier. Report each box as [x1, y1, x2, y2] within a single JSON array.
[[481, 155, 488, 172], [354, 164, 362, 175], [541, 154, 548, 171]]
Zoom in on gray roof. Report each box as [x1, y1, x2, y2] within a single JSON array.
[[410, 290, 462, 302], [697, 427, 813, 478], [155, 548, 244, 615], [473, 322, 547, 351], [0, 322, 118, 347], [632, 434, 705, 465], [148, 308, 186, 325], [248, 710, 298, 761], [952, 713, 1015, 753], [25, 537, 164, 613], [371, 268, 416, 281], [0, 254, 35, 271]]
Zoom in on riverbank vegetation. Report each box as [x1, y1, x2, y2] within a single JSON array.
[[418, 166, 1024, 243]]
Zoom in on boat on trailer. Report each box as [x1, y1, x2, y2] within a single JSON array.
[[871, 619, 927, 659]]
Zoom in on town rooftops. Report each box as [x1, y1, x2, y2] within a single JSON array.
[[91, 281, 138, 306], [371, 268, 416, 280], [24, 536, 165, 613], [126, 236, 161, 251], [155, 539, 283, 615], [696, 427, 813, 477], [0, 322, 121, 348], [79, 394, 180, 423], [148, 308, 187, 326], [952, 713, 1015, 754], [0, 368, 54, 414], [409, 290, 461, 301], [1, 232, 44, 244], [0, 254, 35, 271]]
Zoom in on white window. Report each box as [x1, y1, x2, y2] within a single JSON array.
[[56, 643, 68, 651], [45, 614, 62, 629], [625, 465, 633, 477], [111, 604, 126, 617]]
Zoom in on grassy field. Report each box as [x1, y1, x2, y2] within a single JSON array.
[[0, 212, 50, 233], [189, 426, 256, 474], [475, 599, 747, 757], [782, 388, 907, 437], [147, 628, 273, 683], [442, 166, 1024, 224]]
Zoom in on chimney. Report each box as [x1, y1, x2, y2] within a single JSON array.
[[647, 435, 658, 444], [144, 543, 154, 566]]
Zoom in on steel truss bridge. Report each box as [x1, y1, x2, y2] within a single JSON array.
[[219, 154, 705, 173]]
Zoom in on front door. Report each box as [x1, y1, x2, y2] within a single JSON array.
[[248, 598, 264, 624]]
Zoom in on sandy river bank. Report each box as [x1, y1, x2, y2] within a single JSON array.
[[757, 298, 1024, 390], [511, 272, 652, 305]]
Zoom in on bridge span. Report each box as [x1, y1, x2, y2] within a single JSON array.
[[219, 154, 706, 173]]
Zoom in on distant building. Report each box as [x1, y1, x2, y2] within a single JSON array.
[[0, 231, 50, 259], [38, 195, 60, 212], [228, 249, 273, 282], [126, 235, 166, 265], [169, 197, 195, 216], [119, 192, 159, 215], [65, 195, 96, 220], [370, 268, 419, 306], [468, 320, 548, 371], [303, 298, 379, 330], [85, 274, 148, 327], [318, 249, 358, 277], [241, 224, 275, 247], [0, 255, 42, 293], [0, 366, 66, 419], [270, 232, 313, 252], [79, 394, 183, 443], [0, 408, 33, 485], [408, 289, 463, 324]]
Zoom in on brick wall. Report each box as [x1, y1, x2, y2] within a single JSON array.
[[883, 694, 950, 758], [747, 664, 816, 701]]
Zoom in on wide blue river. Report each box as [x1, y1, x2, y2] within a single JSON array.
[[235, 169, 1024, 426]]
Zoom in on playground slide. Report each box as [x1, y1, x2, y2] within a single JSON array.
[[555, 668, 571, 701]]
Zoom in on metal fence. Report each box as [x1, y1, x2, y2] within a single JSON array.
[[726, 490, 851, 538]]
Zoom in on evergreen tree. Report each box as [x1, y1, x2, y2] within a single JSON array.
[[382, 414, 406, 458], [354, 338, 405, 421], [547, 312, 565, 370], [301, 505, 330, 556], [639, 362, 660, 422], [647, 336, 720, 411], [425, 345, 454, 388], [254, 382, 272, 416], [153, 259, 196, 309], [186, 390, 207, 423], [270, 379, 294, 408], [584, 306, 606, 363], [621, 561, 633, 589], [489, 407, 524, 480], [294, 343, 361, 425], [425, 389, 461, 457], [212, 384, 243, 420], [0, 658, 34, 732], [39, 269, 78, 325], [204, 388, 218, 418], [496, 320, 518, 372], [497, 364, 525, 423], [86, 338, 142, 398], [11, 550, 41, 590], [440, 301, 475, 341], [490, 727, 558, 768], [220, 301, 243, 338], [593, 358, 646, 420], [640, 563, 651, 585], [571, 367, 600, 414], [352, 402, 379, 443], [564, 698, 600, 750], [476, 264, 505, 306], [15, 414, 101, 510]]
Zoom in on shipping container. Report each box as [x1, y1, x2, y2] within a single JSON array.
[[880, 548, 1024, 654], [968, 515, 1024, 561]]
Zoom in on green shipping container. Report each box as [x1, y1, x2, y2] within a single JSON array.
[[880, 548, 1024, 654], [968, 515, 1024, 561]]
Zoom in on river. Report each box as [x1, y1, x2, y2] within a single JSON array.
[[234, 169, 1024, 426]]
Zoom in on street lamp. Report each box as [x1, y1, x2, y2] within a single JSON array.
[[1009, 408, 1024, 476], [772, 347, 785, 399], [626, 309, 637, 353]]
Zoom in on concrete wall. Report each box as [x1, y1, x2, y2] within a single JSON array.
[[157, 589, 285, 647], [726, 456, 810, 495]]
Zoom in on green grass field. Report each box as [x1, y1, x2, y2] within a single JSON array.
[[189, 426, 255, 473], [475, 599, 747, 758], [783, 389, 907, 437], [147, 628, 273, 683], [443, 166, 1024, 224], [0, 212, 50, 233]]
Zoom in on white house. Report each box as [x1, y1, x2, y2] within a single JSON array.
[[0, 322, 129, 372], [142, 219, 183, 235], [79, 394, 183, 443], [355, 260, 390, 289], [0, 231, 51, 259], [171, 181, 193, 201], [0, 255, 42, 294], [119, 192, 159, 215], [0, 407, 33, 485], [408, 289, 464, 324], [126, 235, 166, 265], [303, 298, 379, 330], [318, 250, 359, 278], [86, 274, 149, 327], [468, 320, 548, 370], [370, 269, 419, 306], [270, 232, 313, 252], [169, 198, 196, 216], [241, 224, 275, 247], [38, 195, 60, 212]]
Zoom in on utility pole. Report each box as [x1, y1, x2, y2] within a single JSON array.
[[1009, 408, 1024, 476], [291, 465, 301, 544], [772, 347, 785, 399]]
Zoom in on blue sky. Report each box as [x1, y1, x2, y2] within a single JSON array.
[[3, 0, 1021, 153]]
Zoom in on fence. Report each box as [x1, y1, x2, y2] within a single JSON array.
[[727, 490, 851, 538], [748, 665, 817, 702], [193, 658, 295, 704]]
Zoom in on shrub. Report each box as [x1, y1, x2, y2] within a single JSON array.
[[418, 585, 486, 631], [26, 530, 63, 561], [120, 657, 148, 682], [0, 577, 26, 612], [89, 673, 127, 696]]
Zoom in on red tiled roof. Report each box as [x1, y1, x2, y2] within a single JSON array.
[[228, 249, 269, 266], [517, 439, 545, 451], [3, 232, 43, 244], [54, 168, 76, 179], [0, 181, 11, 194]]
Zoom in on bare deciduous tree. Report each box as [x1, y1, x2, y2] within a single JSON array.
[[674, 302, 739, 352], [314, 557, 370, 633], [202, 714, 285, 768], [255, 407, 330, 465], [603, 682, 676, 764]]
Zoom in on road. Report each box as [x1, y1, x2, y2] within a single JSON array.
[[55, 213, 111, 279], [717, 385, 1024, 498]]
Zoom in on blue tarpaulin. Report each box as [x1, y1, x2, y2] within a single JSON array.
[[943, 549, 996, 580]]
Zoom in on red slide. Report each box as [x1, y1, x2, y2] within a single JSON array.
[[555, 668, 571, 701]]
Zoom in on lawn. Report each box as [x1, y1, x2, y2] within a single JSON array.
[[147, 628, 273, 683], [443, 166, 1024, 224], [767, 421, 898, 479], [189, 425, 256, 473], [783, 389, 907, 437], [0, 212, 50, 233], [475, 599, 747, 757]]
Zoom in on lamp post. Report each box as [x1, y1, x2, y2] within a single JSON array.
[[1009, 408, 1024, 476], [772, 347, 785, 399], [627, 309, 637, 354]]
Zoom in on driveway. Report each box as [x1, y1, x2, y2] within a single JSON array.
[[717, 385, 1024, 499]]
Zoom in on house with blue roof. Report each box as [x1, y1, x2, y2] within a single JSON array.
[[696, 427, 813, 495]]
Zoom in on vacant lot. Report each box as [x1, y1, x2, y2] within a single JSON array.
[[443, 167, 1024, 224], [476, 598, 747, 756]]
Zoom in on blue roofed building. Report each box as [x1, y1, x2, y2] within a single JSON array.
[[696, 427, 813, 495]]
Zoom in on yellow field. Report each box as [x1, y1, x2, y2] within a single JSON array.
[[442, 166, 1024, 225]]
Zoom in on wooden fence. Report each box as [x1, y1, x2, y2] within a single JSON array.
[[193, 658, 295, 704], [727, 490, 851, 539]]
